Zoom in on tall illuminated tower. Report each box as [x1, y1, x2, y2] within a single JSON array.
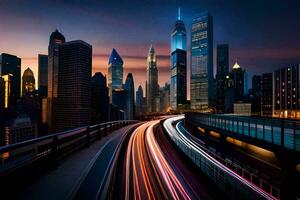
[[170, 8, 187, 110], [146, 45, 159, 113], [108, 48, 123, 103], [22, 67, 35, 96], [190, 13, 213, 110], [47, 29, 66, 132]]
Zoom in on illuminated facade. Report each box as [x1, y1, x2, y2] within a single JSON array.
[[273, 65, 300, 119], [190, 13, 213, 110], [170, 8, 187, 110], [47, 30, 66, 133], [108, 48, 123, 103], [22, 67, 35, 96], [0, 53, 21, 110], [1, 74, 12, 109], [146, 45, 159, 113]]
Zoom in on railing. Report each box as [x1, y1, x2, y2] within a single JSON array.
[[186, 112, 300, 152], [0, 120, 139, 176], [163, 117, 277, 200]]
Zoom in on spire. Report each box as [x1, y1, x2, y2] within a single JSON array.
[[178, 7, 181, 20], [109, 48, 123, 64]]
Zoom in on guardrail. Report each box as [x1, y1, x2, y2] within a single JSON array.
[[163, 117, 277, 200], [185, 112, 300, 152], [0, 120, 139, 176]]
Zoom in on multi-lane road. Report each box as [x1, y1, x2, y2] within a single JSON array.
[[74, 116, 277, 200]]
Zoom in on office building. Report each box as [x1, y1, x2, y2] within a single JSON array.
[[91, 72, 109, 124], [146, 45, 159, 113], [251, 75, 261, 115], [55, 40, 92, 131], [273, 65, 300, 118], [170, 8, 187, 110], [0, 53, 21, 109], [190, 13, 213, 110], [112, 88, 128, 115], [261, 73, 273, 117], [47, 30, 66, 133], [160, 83, 170, 113], [215, 44, 229, 113], [38, 54, 48, 97], [136, 85, 144, 117], [124, 73, 135, 120], [108, 48, 123, 103]]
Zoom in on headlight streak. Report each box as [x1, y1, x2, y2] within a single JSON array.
[[163, 116, 277, 200]]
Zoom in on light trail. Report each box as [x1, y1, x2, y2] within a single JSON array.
[[163, 116, 277, 200]]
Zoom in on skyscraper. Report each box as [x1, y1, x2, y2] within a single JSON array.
[[170, 8, 187, 110], [91, 72, 109, 124], [0, 53, 21, 109], [261, 73, 273, 117], [251, 75, 261, 115], [146, 45, 159, 113], [56, 40, 92, 131], [136, 85, 144, 117], [38, 54, 48, 97], [47, 30, 65, 132], [108, 48, 123, 103], [160, 83, 170, 113], [273, 65, 300, 118], [231, 61, 246, 101], [124, 73, 135, 120], [190, 13, 213, 110], [215, 44, 229, 113], [22, 67, 35, 96]]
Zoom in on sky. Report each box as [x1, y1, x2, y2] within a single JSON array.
[[0, 0, 300, 98]]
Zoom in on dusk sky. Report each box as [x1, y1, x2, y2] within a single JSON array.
[[1, 0, 300, 98]]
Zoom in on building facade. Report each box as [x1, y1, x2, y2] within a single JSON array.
[[124, 73, 135, 120], [38, 54, 48, 97], [136, 85, 144, 117], [55, 40, 92, 131], [108, 48, 123, 103], [91, 72, 109, 124], [146, 45, 159, 113], [273, 65, 300, 118], [47, 30, 66, 133], [170, 8, 187, 110], [190, 13, 213, 110], [215, 44, 229, 113], [0, 53, 21, 110], [261, 73, 273, 117], [160, 83, 170, 113], [22, 67, 35, 96]]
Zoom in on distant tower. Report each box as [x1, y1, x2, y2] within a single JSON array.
[[38, 54, 48, 97], [56, 40, 92, 131], [91, 72, 109, 123], [47, 30, 65, 132], [190, 13, 213, 110], [170, 8, 187, 110], [124, 73, 135, 120], [136, 85, 144, 116], [108, 48, 123, 103], [146, 45, 159, 113], [22, 67, 35, 96]]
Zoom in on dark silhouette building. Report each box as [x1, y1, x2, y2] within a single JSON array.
[[0, 53, 21, 110], [124, 73, 135, 120], [170, 8, 187, 110], [47, 30, 66, 133], [91, 72, 109, 124], [215, 44, 229, 113], [112, 88, 128, 118], [136, 85, 144, 117], [55, 40, 92, 131], [38, 54, 48, 97], [261, 73, 273, 117], [251, 75, 261, 115]]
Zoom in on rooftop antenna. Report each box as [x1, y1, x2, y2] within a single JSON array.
[[178, 7, 181, 20]]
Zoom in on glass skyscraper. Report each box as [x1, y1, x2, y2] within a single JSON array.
[[190, 13, 213, 110], [170, 8, 187, 110], [108, 48, 123, 103], [124, 73, 135, 120]]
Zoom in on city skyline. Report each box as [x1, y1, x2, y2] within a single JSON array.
[[1, 0, 300, 98]]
